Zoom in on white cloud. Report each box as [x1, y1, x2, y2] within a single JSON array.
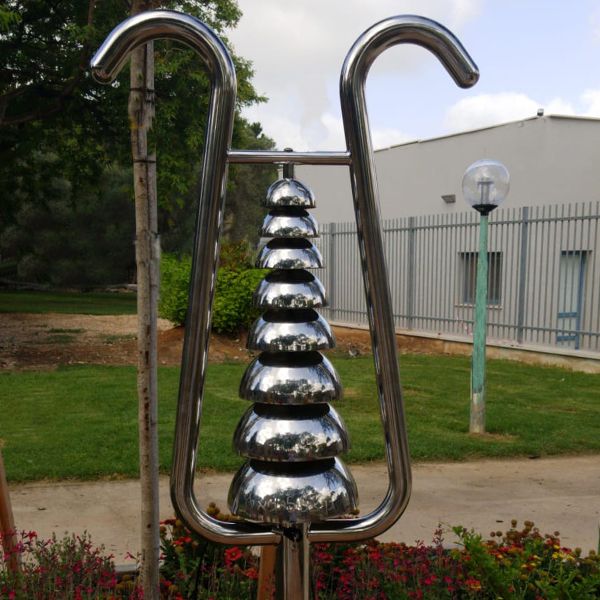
[[443, 88, 600, 134], [443, 92, 578, 132], [229, 0, 481, 149], [590, 6, 600, 42], [581, 89, 600, 117], [371, 126, 413, 149]]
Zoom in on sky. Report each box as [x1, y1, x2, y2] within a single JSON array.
[[226, 0, 600, 150]]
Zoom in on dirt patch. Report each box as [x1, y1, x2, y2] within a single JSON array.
[[0, 314, 375, 370]]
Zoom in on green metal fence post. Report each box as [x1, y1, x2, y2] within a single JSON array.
[[470, 214, 489, 434]]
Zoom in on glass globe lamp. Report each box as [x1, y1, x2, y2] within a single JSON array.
[[462, 159, 510, 215]]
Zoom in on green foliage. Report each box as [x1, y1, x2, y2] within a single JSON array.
[[218, 239, 255, 269], [158, 253, 192, 325], [160, 514, 259, 598], [0, 0, 277, 283], [1, 359, 599, 482], [0, 530, 138, 598], [159, 245, 265, 331], [158, 518, 600, 599], [212, 266, 265, 333], [0, 290, 137, 315], [0, 161, 136, 286], [0, 6, 20, 31], [453, 522, 600, 598]]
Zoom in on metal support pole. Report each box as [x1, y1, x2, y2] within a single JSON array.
[[278, 526, 309, 600], [328, 222, 336, 321], [470, 214, 489, 434], [407, 216, 416, 329], [516, 206, 529, 344], [282, 147, 295, 179]]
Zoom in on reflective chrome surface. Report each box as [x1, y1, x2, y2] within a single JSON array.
[[254, 271, 327, 310], [239, 352, 341, 404], [260, 210, 319, 238], [248, 311, 335, 352], [310, 15, 478, 543], [257, 240, 323, 270], [96, 9, 478, 552], [228, 150, 351, 165], [228, 458, 358, 526], [265, 178, 316, 208], [92, 11, 278, 546], [233, 404, 349, 461]]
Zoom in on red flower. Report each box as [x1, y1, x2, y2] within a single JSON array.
[[465, 577, 482, 591], [224, 546, 243, 567]]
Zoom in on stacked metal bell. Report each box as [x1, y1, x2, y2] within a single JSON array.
[[228, 176, 358, 527]]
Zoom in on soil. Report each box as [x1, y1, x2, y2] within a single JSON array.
[[0, 313, 374, 370]]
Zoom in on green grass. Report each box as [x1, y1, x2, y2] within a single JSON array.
[[1, 356, 599, 482], [0, 290, 136, 315]]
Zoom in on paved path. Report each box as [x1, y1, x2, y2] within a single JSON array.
[[9, 456, 599, 563]]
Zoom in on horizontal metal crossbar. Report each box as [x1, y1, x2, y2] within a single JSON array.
[[227, 149, 352, 165]]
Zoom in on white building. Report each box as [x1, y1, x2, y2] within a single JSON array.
[[297, 116, 600, 355]]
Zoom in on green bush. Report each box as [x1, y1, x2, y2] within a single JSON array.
[[212, 267, 266, 333], [159, 253, 192, 326], [159, 247, 266, 332]]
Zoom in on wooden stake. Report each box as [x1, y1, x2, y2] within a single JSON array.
[[258, 545, 277, 600], [129, 3, 160, 596], [0, 449, 19, 572]]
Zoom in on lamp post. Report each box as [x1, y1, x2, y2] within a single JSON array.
[[462, 159, 510, 434]]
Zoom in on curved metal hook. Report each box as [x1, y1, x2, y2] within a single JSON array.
[[91, 10, 279, 546], [310, 15, 479, 543]]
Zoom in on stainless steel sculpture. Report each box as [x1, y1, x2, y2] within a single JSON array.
[[92, 10, 478, 599]]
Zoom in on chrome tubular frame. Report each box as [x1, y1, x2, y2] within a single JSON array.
[[91, 10, 478, 549], [92, 10, 278, 546]]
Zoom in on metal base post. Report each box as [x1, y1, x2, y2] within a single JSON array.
[[276, 525, 310, 600]]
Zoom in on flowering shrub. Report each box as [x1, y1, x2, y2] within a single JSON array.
[[312, 529, 475, 599], [5, 519, 597, 598], [159, 516, 600, 599], [159, 504, 260, 599], [454, 520, 600, 599], [0, 529, 139, 599], [311, 521, 600, 599]]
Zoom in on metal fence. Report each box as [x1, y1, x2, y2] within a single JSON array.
[[318, 201, 600, 353]]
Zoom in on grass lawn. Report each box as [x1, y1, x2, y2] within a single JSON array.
[[0, 289, 136, 315], [1, 355, 599, 482]]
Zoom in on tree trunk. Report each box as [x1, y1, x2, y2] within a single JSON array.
[[129, 2, 160, 596]]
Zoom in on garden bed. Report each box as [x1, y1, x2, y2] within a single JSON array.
[[2, 518, 599, 598]]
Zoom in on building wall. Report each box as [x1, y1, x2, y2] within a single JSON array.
[[315, 202, 600, 354], [297, 116, 600, 224]]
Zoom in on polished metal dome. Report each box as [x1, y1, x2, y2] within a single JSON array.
[[247, 310, 335, 352], [233, 403, 349, 461], [260, 210, 318, 239], [239, 352, 342, 404], [228, 458, 358, 526], [265, 178, 316, 208], [229, 173, 357, 529], [254, 270, 327, 310], [256, 239, 323, 270]]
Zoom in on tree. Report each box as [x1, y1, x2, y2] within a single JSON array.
[[0, 160, 136, 286], [0, 3, 277, 598], [0, 0, 276, 271]]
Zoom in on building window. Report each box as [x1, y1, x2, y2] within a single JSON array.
[[556, 250, 587, 349], [459, 252, 502, 306]]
